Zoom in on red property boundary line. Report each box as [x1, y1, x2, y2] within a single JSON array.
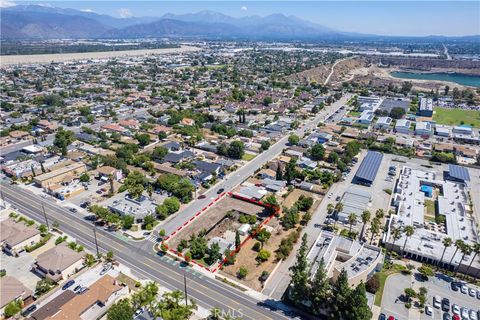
[[160, 191, 280, 273]]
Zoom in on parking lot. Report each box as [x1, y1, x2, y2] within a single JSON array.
[[381, 271, 480, 320]]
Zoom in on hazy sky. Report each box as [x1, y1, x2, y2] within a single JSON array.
[[9, 1, 480, 36]]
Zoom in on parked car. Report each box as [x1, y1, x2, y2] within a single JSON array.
[[379, 313, 386, 320], [78, 287, 88, 294], [62, 280, 75, 290], [69, 208, 78, 213], [73, 285, 82, 293], [468, 288, 476, 297], [100, 263, 112, 275], [21, 305, 37, 317], [443, 313, 452, 320], [460, 307, 469, 320], [433, 296, 441, 309], [217, 188, 224, 194], [198, 195, 206, 199], [451, 282, 460, 291], [469, 310, 478, 320], [461, 284, 468, 294], [441, 298, 450, 312], [452, 304, 460, 315], [425, 306, 433, 316]]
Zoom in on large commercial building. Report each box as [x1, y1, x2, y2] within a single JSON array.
[[385, 166, 479, 277], [418, 97, 433, 117], [353, 151, 383, 186]]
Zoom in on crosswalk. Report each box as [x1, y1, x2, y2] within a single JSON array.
[[145, 233, 158, 243]]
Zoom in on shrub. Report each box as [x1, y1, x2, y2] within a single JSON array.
[[238, 266, 248, 279], [252, 242, 261, 252], [256, 249, 271, 262], [366, 274, 380, 293]]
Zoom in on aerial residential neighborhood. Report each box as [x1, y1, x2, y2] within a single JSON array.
[[0, 1, 479, 320]]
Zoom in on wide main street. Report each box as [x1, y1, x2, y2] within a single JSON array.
[[0, 182, 292, 320]]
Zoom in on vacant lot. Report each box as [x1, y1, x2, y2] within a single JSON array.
[[220, 216, 292, 291], [282, 188, 322, 212], [167, 196, 266, 250], [433, 107, 480, 128]]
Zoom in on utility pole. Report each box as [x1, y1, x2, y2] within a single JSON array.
[[0, 191, 5, 209], [184, 270, 188, 307], [93, 223, 99, 257], [42, 203, 50, 230]]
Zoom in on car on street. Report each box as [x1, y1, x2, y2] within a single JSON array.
[[198, 195, 206, 199], [387, 316, 395, 320], [452, 304, 460, 315], [425, 306, 433, 316], [69, 207, 78, 213], [73, 285, 82, 293], [21, 304, 37, 317], [468, 288, 476, 297], [433, 295, 441, 309], [78, 287, 88, 294], [217, 188, 224, 194], [62, 280, 75, 290], [84, 215, 96, 221], [328, 192, 333, 198], [100, 263, 112, 275], [442, 298, 450, 311]]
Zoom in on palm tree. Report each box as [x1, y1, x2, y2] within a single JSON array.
[[465, 243, 480, 276], [437, 237, 452, 269], [327, 203, 334, 214], [334, 202, 343, 227], [448, 240, 465, 271], [389, 227, 402, 252], [375, 209, 384, 219], [360, 210, 371, 242], [401, 226, 415, 256], [348, 213, 356, 234], [454, 243, 472, 276], [369, 219, 380, 245]]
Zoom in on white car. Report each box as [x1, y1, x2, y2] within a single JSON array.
[[461, 284, 468, 294], [468, 288, 476, 297], [461, 307, 469, 319], [425, 306, 433, 316], [328, 193, 333, 198], [452, 304, 460, 315], [469, 310, 478, 320], [433, 296, 441, 309]]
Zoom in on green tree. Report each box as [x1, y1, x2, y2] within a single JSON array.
[[135, 133, 151, 147], [4, 300, 22, 318], [53, 128, 75, 156], [152, 290, 197, 320], [288, 134, 300, 146], [360, 210, 371, 241], [152, 146, 168, 161], [256, 249, 271, 262], [256, 228, 271, 248], [260, 140, 270, 151], [454, 243, 471, 276], [348, 213, 357, 233], [281, 206, 299, 230], [309, 258, 330, 313], [289, 234, 309, 305], [418, 265, 434, 280], [79, 173, 90, 182], [235, 230, 241, 251], [206, 242, 221, 265], [310, 143, 325, 161], [348, 282, 372, 320], [438, 237, 452, 269], [227, 140, 245, 159], [122, 215, 135, 229], [389, 107, 406, 119], [238, 266, 248, 279], [331, 268, 351, 319], [284, 158, 297, 183], [163, 197, 181, 213], [275, 165, 283, 180]]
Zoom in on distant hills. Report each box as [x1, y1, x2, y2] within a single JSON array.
[[0, 5, 477, 40]]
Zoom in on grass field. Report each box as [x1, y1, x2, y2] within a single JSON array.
[[433, 107, 480, 128], [242, 153, 256, 161]]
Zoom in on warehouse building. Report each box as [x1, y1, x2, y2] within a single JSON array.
[[353, 151, 383, 186]]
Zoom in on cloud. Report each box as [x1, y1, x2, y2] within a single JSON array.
[[118, 8, 133, 18], [241, 6, 247, 11], [0, 0, 16, 7], [81, 8, 95, 13]]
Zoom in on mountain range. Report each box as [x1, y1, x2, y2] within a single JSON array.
[[0, 5, 477, 40], [0, 5, 350, 40]]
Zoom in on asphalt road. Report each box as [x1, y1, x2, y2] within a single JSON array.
[[161, 94, 352, 237], [0, 182, 296, 320]]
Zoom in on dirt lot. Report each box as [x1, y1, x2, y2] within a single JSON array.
[[219, 215, 295, 291], [282, 188, 322, 212], [167, 196, 266, 249]]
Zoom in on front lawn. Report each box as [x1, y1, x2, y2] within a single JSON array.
[[242, 153, 256, 161]]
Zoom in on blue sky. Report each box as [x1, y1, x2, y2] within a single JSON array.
[[10, 1, 480, 36]]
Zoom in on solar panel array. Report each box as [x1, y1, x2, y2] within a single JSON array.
[[448, 164, 471, 182], [354, 151, 383, 184]]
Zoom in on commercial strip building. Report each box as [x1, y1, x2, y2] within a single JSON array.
[[103, 192, 157, 222], [385, 165, 479, 277], [34, 162, 87, 188], [307, 231, 383, 287]]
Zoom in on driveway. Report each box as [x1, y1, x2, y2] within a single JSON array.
[[381, 273, 411, 320], [0, 252, 42, 291]]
